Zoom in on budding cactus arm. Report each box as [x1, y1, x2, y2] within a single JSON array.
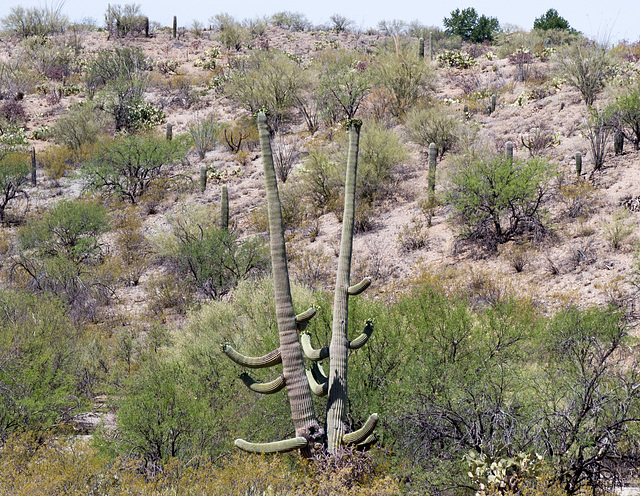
[[222, 344, 282, 368], [240, 372, 286, 394], [300, 333, 330, 361], [235, 437, 308, 454], [342, 413, 379, 445], [348, 277, 372, 295], [306, 362, 329, 396], [348, 321, 374, 350], [296, 307, 317, 332]]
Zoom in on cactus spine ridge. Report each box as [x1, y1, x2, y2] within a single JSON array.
[[240, 372, 286, 394], [235, 437, 308, 454], [222, 344, 282, 368]]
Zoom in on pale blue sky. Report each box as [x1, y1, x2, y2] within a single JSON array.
[[0, 0, 638, 43]]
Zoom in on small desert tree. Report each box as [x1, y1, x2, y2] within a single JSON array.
[[0, 149, 30, 222], [611, 82, 640, 150], [558, 40, 613, 107]]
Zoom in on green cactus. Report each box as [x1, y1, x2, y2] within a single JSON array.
[[31, 147, 36, 186], [144, 17, 149, 37], [199, 165, 207, 193], [173, 16, 177, 39], [224, 115, 377, 456], [576, 152, 582, 177], [166, 122, 172, 141], [506, 141, 513, 163], [220, 185, 228, 229], [614, 131, 624, 155], [427, 142, 437, 205], [419, 37, 425, 58]]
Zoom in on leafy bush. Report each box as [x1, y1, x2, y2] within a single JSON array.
[[0, 59, 36, 100], [558, 40, 614, 107], [443, 7, 500, 43], [0, 149, 30, 221], [446, 154, 556, 250], [224, 50, 303, 130], [210, 13, 247, 50], [50, 102, 109, 152], [583, 105, 614, 171], [270, 11, 311, 31], [83, 133, 188, 203], [0, 4, 68, 37], [315, 50, 371, 123], [105, 3, 147, 38], [405, 104, 463, 158], [188, 114, 219, 159], [611, 81, 640, 150], [373, 48, 435, 117], [14, 200, 112, 317], [0, 291, 83, 439], [156, 204, 268, 299]]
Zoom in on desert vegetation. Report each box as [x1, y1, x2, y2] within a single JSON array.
[[2, 3, 640, 495]]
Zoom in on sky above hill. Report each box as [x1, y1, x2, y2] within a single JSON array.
[[0, 0, 638, 44]]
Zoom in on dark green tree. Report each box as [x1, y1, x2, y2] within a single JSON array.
[[533, 9, 574, 32], [443, 8, 500, 43]]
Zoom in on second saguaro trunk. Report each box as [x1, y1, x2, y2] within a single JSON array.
[[326, 121, 361, 452]]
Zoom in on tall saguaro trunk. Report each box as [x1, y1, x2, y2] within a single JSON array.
[[326, 121, 360, 452], [257, 113, 321, 454]]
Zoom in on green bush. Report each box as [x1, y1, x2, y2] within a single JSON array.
[[269, 11, 311, 31], [14, 199, 112, 317], [446, 154, 556, 250], [0, 149, 30, 221], [443, 7, 500, 43], [83, 133, 188, 203], [188, 114, 219, 159], [209, 13, 247, 50], [435, 49, 477, 68], [105, 4, 147, 38], [50, 102, 109, 151], [0, 59, 36, 100], [558, 40, 614, 107], [156, 204, 268, 299], [404, 105, 463, 158], [0, 4, 68, 37], [0, 291, 83, 439], [611, 81, 640, 150], [373, 48, 435, 117], [533, 9, 575, 32]]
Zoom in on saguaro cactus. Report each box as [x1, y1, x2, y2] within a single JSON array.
[[166, 123, 173, 141], [418, 37, 425, 58], [220, 184, 228, 230], [506, 141, 514, 163], [173, 16, 177, 39], [576, 152, 582, 177], [222, 112, 322, 456], [223, 115, 377, 456], [427, 142, 437, 205]]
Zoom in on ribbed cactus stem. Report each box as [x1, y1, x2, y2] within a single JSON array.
[[301, 333, 329, 361], [326, 120, 361, 453], [614, 131, 624, 155], [220, 185, 228, 230], [348, 321, 374, 350], [200, 165, 207, 193], [166, 122, 172, 141], [235, 437, 307, 454], [144, 17, 149, 37], [31, 147, 36, 186], [240, 372, 286, 394], [490, 94, 496, 114], [222, 344, 282, 368], [427, 142, 437, 205], [429, 32, 433, 60], [257, 111, 321, 455], [173, 16, 177, 38], [576, 152, 582, 177], [506, 141, 514, 164], [418, 37, 424, 58]]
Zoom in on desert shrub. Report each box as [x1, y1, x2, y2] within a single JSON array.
[[611, 81, 640, 150], [270, 11, 311, 31], [155, 204, 269, 299], [193, 47, 220, 70], [221, 116, 259, 153], [105, 4, 147, 38], [315, 49, 372, 123], [38, 145, 77, 183], [112, 206, 153, 286], [224, 50, 303, 131], [603, 210, 634, 250], [116, 359, 218, 463], [17, 35, 76, 80], [435, 49, 477, 68], [373, 48, 435, 117], [14, 200, 111, 311], [519, 124, 561, 157], [0, 4, 68, 37], [405, 104, 463, 158], [84, 47, 153, 131], [272, 132, 301, 183], [300, 147, 343, 213], [0, 59, 36, 100], [188, 114, 219, 159], [446, 154, 556, 250], [443, 7, 500, 43], [83, 133, 188, 203], [558, 40, 614, 107], [210, 13, 247, 50], [49, 102, 109, 152], [583, 105, 615, 171], [0, 291, 84, 439], [0, 100, 26, 125], [0, 149, 30, 221]]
